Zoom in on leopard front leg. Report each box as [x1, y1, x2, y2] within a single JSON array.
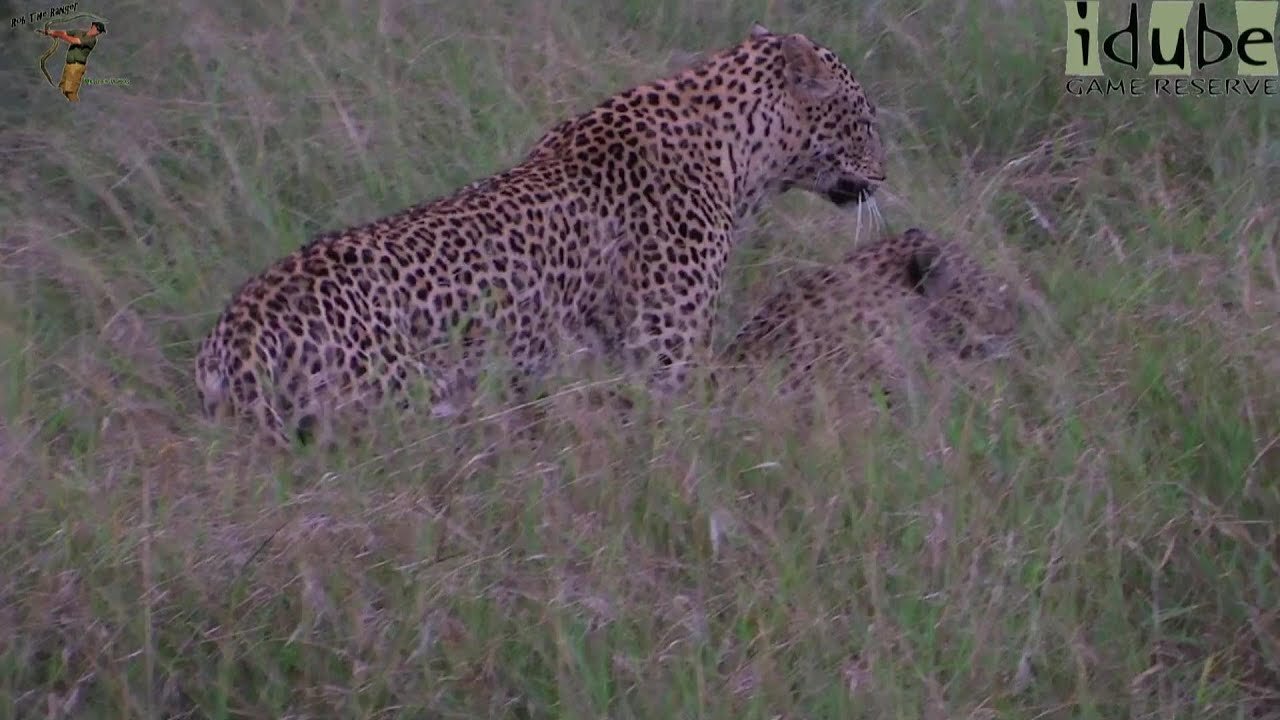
[[615, 227, 731, 403]]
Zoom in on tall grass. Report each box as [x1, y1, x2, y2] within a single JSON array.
[[2, 0, 1278, 717]]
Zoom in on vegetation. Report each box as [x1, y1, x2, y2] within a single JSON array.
[[1, 0, 1277, 717]]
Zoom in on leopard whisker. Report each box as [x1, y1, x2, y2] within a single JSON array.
[[855, 199, 864, 245]]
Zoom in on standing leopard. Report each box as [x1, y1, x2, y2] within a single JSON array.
[[720, 227, 1020, 406], [194, 23, 886, 446]]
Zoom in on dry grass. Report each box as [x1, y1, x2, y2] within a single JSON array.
[[2, 0, 1279, 718]]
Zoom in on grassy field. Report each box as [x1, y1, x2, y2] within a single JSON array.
[[2, 0, 1279, 717]]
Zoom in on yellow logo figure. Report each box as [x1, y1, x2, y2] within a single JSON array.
[[34, 12, 110, 102]]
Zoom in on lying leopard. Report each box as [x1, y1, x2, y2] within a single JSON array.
[[719, 227, 1020, 408], [194, 23, 885, 447]]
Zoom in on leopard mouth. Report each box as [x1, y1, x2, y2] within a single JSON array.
[[825, 178, 874, 206]]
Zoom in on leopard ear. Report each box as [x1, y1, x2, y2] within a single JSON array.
[[906, 246, 953, 298], [902, 227, 931, 243], [779, 33, 837, 100], [749, 22, 772, 40]]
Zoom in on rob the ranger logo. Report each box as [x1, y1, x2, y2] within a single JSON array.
[[1064, 1, 1280, 97]]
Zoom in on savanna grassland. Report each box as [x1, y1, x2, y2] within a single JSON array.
[[1, 0, 1278, 717]]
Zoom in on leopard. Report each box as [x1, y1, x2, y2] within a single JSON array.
[[194, 23, 886, 447], [718, 227, 1020, 409]]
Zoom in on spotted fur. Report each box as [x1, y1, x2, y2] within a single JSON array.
[[721, 227, 1019, 403], [194, 24, 886, 446]]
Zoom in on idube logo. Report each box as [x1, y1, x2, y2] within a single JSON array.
[[1064, 1, 1279, 96]]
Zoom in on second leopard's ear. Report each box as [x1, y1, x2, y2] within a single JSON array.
[[748, 22, 772, 40], [906, 245, 954, 298]]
